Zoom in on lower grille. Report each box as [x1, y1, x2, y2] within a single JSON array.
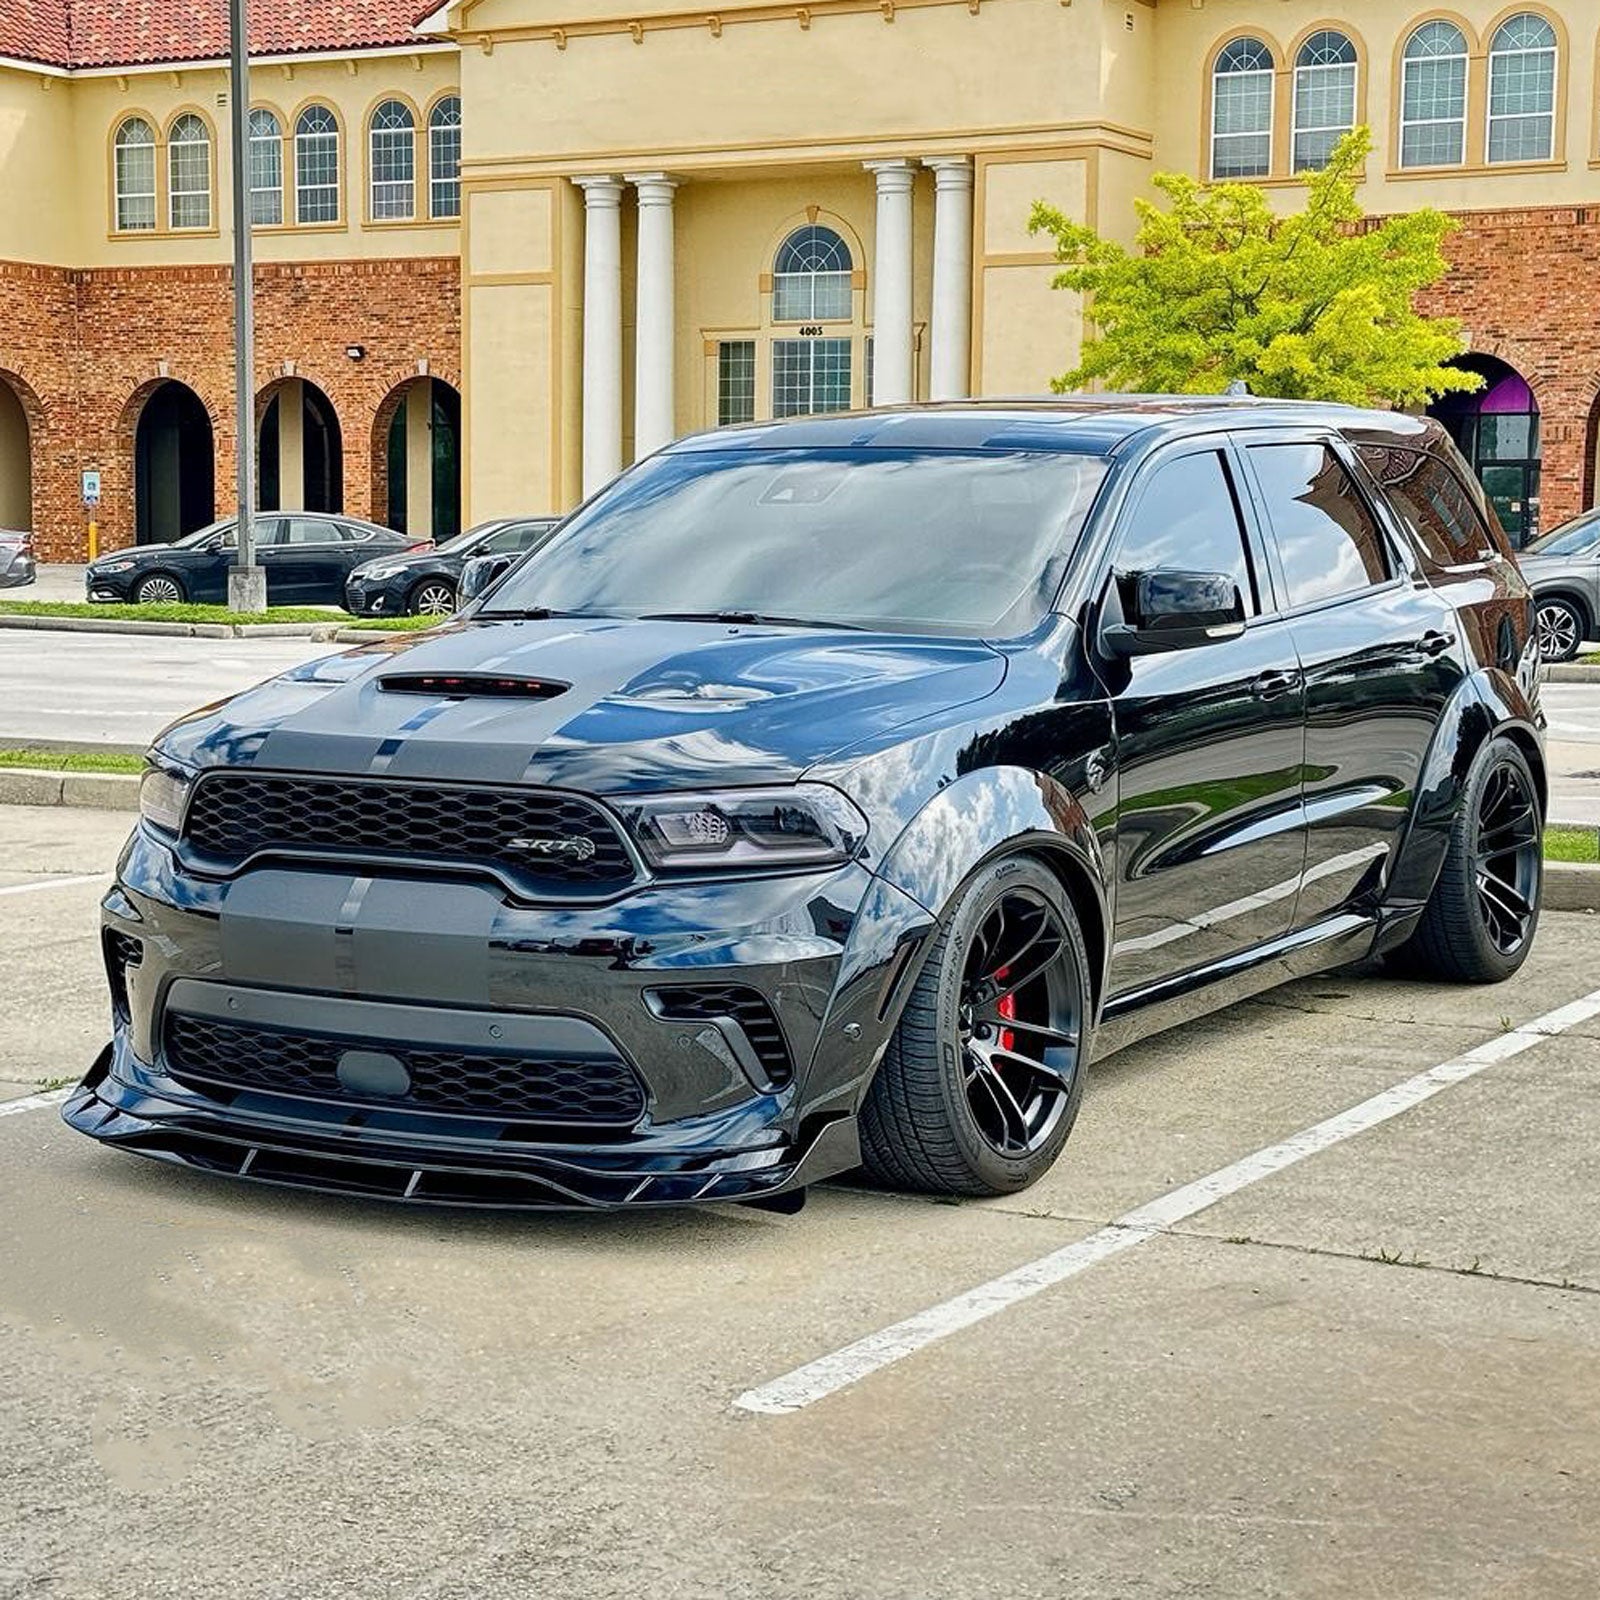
[[648, 985, 793, 1087], [163, 1012, 646, 1128]]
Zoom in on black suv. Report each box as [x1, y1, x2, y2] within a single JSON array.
[[67, 400, 1546, 1210]]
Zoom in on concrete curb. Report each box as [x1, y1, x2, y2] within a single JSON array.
[[1543, 663, 1600, 683], [0, 614, 414, 643], [1545, 861, 1600, 914], [0, 768, 139, 811]]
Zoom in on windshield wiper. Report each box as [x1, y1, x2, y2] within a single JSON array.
[[477, 606, 596, 621], [639, 609, 866, 631]]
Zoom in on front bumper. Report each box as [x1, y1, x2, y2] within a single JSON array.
[[344, 575, 404, 615], [65, 824, 934, 1209], [85, 569, 137, 601], [0, 554, 34, 588]]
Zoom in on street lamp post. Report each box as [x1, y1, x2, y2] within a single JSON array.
[[226, 0, 264, 612]]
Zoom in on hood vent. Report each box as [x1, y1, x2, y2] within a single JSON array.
[[378, 672, 569, 700]]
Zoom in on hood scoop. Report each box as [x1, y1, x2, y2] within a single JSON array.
[[378, 672, 569, 700]]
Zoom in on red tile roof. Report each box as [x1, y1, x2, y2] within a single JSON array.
[[1, 1, 440, 71]]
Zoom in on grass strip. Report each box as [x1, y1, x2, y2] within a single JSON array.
[[0, 600, 438, 630], [0, 748, 145, 774], [1545, 825, 1599, 865]]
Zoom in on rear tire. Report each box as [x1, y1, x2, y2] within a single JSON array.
[[1398, 736, 1543, 983], [860, 855, 1091, 1197], [1535, 597, 1585, 663]]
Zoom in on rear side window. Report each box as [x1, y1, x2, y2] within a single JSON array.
[[1358, 445, 1491, 568], [1114, 449, 1259, 616], [1250, 442, 1389, 608]]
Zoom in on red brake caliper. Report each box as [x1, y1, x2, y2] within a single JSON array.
[[995, 966, 1016, 1053]]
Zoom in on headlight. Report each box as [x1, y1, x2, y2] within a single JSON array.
[[617, 785, 868, 872], [358, 564, 404, 582], [138, 760, 196, 835], [97, 560, 136, 574]]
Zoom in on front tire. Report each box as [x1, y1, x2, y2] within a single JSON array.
[[860, 855, 1090, 1197], [409, 579, 458, 617], [133, 573, 185, 604], [1399, 736, 1543, 983], [1535, 597, 1585, 663]]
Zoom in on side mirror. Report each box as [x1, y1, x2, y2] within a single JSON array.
[[1101, 569, 1247, 657], [460, 553, 514, 602]]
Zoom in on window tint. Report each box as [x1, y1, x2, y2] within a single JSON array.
[[1115, 450, 1257, 616], [483, 522, 554, 554], [286, 518, 339, 545], [1357, 445, 1490, 567], [1251, 443, 1389, 607]]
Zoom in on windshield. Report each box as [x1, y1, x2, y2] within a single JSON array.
[[170, 519, 235, 550], [1527, 515, 1600, 558], [480, 447, 1108, 634]]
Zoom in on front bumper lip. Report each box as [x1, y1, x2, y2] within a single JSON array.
[[65, 1039, 861, 1209]]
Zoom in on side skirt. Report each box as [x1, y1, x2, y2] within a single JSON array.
[[1090, 912, 1377, 1063]]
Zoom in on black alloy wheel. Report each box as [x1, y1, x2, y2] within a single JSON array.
[[1535, 598, 1584, 663], [1400, 736, 1543, 983], [861, 855, 1090, 1196], [410, 579, 458, 617]]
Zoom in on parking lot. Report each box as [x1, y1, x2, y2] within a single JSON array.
[[2, 801, 1598, 1597]]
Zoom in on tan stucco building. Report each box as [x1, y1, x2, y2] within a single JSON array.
[[2, 0, 1599, 558]]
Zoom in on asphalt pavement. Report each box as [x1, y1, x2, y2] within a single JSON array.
[[2, 803, 1599, 1597]]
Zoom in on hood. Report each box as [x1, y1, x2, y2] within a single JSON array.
[[1518, 551, 1591, 579], [155, 616, 1010, 791], [352, 545, 452, 577]]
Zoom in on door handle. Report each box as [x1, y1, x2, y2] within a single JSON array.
[[1251, 668, 1300, 701], [1418, 629, 1453, 657]]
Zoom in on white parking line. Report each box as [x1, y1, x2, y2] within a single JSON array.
[[735, 985, 1600, 1416], [0, 874, 106, 898], [0, 1087, 71, 1119]]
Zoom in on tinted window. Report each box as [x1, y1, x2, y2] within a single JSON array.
[[1358, 445, 1489, 567], [482, 522, 549, 555], [286, 518, 340, 545], [1114, 450, 1257, 616], [481, 448, 1109, 634], [1251, 443, 1389, 607]]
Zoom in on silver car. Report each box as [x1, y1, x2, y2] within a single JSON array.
[[1520, 510, 1600, 662], [0, 529, 35, 589]]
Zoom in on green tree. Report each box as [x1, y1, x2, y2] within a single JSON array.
[[1027, 128, 1479, 407]]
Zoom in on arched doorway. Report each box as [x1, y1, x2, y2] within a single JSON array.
[[135, 380, 215, 545], [1428, 355, 1541, 547], [0, 377, 31, 532], [257, 377, 344, 514], [377, 378, 461, 542]]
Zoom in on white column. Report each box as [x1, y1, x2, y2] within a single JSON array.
[[926, 158, 974, 401], [576, 176, 624, 497], [625, 173, 678, 460], [405, 380, 435, 539], [865, 159, 916, 405]]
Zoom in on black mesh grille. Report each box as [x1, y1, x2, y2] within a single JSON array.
[[183, 773, 635, 893], [649, 985, 793, 1087], [105, 931, 143, 1023], [163, 1012, 647, 1127]]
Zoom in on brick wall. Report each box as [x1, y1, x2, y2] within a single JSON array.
[[0, 256, 459, 561], [1415, 206, 1600, 534]]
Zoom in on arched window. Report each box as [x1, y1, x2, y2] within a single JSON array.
[[247, 108, 283, 227], [429, 95, 461, 220], [1487, 14, 1558, 164], [370, 99, 416, 221], [1292, 30, 1357, 172], [1211, 37, 1274, 179], [167, 114, 212, 230], [772, 225, 852, 322], [295, 105, 340, 224], [1400, 20, 1469, 168], [113, 117, 157, 232]]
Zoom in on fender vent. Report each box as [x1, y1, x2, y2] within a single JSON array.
[[378, 673, 568, 699]]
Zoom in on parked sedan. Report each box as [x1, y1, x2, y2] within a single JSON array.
[[85, 515, 410, 606], [345, 517, 559, 618], [1518, 508, 1600, 661], [0, 528, 35, 588], [68, 399, 1546, 1212]]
